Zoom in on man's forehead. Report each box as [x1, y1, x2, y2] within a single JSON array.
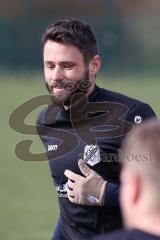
[[43, 40, 84, 62], [44, 40, 80, 54]]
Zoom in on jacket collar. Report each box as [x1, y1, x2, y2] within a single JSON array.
[[41, 84, 100, 124]]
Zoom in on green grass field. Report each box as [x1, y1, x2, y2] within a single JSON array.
[[0, 72, 159, 240]]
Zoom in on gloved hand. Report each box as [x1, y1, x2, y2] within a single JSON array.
[[64, 159, 107, 206]]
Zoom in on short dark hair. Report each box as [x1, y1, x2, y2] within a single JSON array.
[[42, 19, 99, 65]]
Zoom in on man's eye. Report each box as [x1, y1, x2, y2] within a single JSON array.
[[46, 64, 54, 69], [63, 64, 74, 69]]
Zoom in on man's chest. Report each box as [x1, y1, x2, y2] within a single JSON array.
[[40, 122, 122, 185]]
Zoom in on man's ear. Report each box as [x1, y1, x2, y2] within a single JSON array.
[[89, 55, 101, 76], [120, 167, 141, 205], [129, 170, 141, 204]]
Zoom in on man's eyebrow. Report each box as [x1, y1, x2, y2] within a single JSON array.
[[44, 60, 76, 65], [60, 61, 77, 65], [44, 61, 53, 64]]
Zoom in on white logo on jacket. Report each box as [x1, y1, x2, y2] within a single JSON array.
[[134, 115, 142, 124], [48, 145, 58, 151], [83, 145, 101, 166]]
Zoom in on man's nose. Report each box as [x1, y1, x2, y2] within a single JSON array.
[[51, 66, 64, 82]]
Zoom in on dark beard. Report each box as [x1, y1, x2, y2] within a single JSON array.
[[45, 70, 90, 107]]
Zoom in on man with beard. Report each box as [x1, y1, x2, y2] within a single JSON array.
[[36, 19, 156, 240]]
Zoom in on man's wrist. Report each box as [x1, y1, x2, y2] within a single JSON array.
[[100, 181, 107, 206]]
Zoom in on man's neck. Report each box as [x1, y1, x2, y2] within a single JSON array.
[[131, 214, 160, 236], [64, 84, 95, 110]]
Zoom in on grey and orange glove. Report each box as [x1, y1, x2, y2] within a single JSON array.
[[64, 159, 107, 206]]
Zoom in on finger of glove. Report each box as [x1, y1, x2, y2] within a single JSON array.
[[68, 193, 75, 203], [78, 159, 92, 177], [67, 187, 75, 198], [67, 179, 74, 190], [64, 170, 79, 182]]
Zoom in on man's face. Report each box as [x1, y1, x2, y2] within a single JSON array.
[[43, 40, 91, 106]]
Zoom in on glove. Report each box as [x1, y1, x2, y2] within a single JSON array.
[[64, 159, 107, 206]]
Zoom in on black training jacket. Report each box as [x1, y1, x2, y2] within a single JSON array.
[[36, 85, 156, 240]]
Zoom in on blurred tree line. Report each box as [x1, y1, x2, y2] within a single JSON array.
[[0, 0, 160, 74]]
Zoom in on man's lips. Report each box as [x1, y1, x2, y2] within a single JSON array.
[[54, 86, 64, 89], [49, 82, 65, 89], [51, 86, 65, 93]]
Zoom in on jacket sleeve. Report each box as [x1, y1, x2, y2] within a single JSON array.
[[104, 182, 120, 207]]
